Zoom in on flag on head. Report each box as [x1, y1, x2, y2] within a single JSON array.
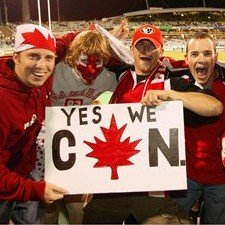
[[14, 24, 56, 54]]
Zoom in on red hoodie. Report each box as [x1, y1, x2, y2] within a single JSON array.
[[0, 56, 51, 201]]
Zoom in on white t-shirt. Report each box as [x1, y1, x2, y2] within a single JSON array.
[[51, 61, 118, 106]]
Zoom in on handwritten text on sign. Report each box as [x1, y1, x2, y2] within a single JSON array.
[[45, 101, 186, 194]]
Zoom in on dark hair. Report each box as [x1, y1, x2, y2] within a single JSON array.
[[186, 32, 216, 54]]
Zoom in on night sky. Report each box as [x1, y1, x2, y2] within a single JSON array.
[[1, 0, 225, 22]]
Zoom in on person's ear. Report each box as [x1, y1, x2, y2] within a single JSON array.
[[130, 45, 134, 55], [215, 52, 218, 62], [160, 47, 164, 55], [13, 52, 20, 64], [184, 54, 189, 65]]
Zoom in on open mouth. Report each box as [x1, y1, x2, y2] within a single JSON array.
[[140, 56, 151, 61], [196, 67, 208, 76], [86, 75, 95, 80], [33, 72, 46, 78]]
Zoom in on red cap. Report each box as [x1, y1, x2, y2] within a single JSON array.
[[132, 24, 163, 48]]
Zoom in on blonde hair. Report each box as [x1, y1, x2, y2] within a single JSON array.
[[65, 30, 111, 68]]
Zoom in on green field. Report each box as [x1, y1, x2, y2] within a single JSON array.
[[164, 50, 225, 62]]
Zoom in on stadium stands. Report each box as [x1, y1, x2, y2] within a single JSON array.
[[1, 9, 225, 56]]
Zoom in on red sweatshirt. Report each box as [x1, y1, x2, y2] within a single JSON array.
[[0, 56, 51, 201], [185, 79, 225, 184]]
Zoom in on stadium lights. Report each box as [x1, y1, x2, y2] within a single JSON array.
[[3, 0, 8, 24], [37, 0, 52, 31], [37, 0, 41, 25], [47, 0, 52, 31], [57, 0, 60, 22]]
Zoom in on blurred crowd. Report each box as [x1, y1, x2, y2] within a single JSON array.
[[1, 16, 225, 56]]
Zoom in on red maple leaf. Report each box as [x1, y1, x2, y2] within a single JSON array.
[[84, 114, 141, 180], [21, 28, 55, 51]]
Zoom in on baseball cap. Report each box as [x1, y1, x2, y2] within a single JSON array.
[[132, 24, 163, 48], [14, 24, 56, 54]]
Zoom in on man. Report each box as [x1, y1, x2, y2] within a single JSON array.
[[0, 24, 66, 224], [82, 24, 223, 224], [170, 32, 225, 224]]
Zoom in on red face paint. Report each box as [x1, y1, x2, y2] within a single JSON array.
[[75, 54, 104, 85]]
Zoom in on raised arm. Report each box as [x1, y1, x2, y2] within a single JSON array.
[[55, 31, 80, 63]]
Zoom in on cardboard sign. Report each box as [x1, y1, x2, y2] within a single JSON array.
[[45, 101, 187, 194]]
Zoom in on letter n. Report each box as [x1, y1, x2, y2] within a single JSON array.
[[148, 128, 179, 167]]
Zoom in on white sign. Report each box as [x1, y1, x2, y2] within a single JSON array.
[[45, 101, 187, 194]]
